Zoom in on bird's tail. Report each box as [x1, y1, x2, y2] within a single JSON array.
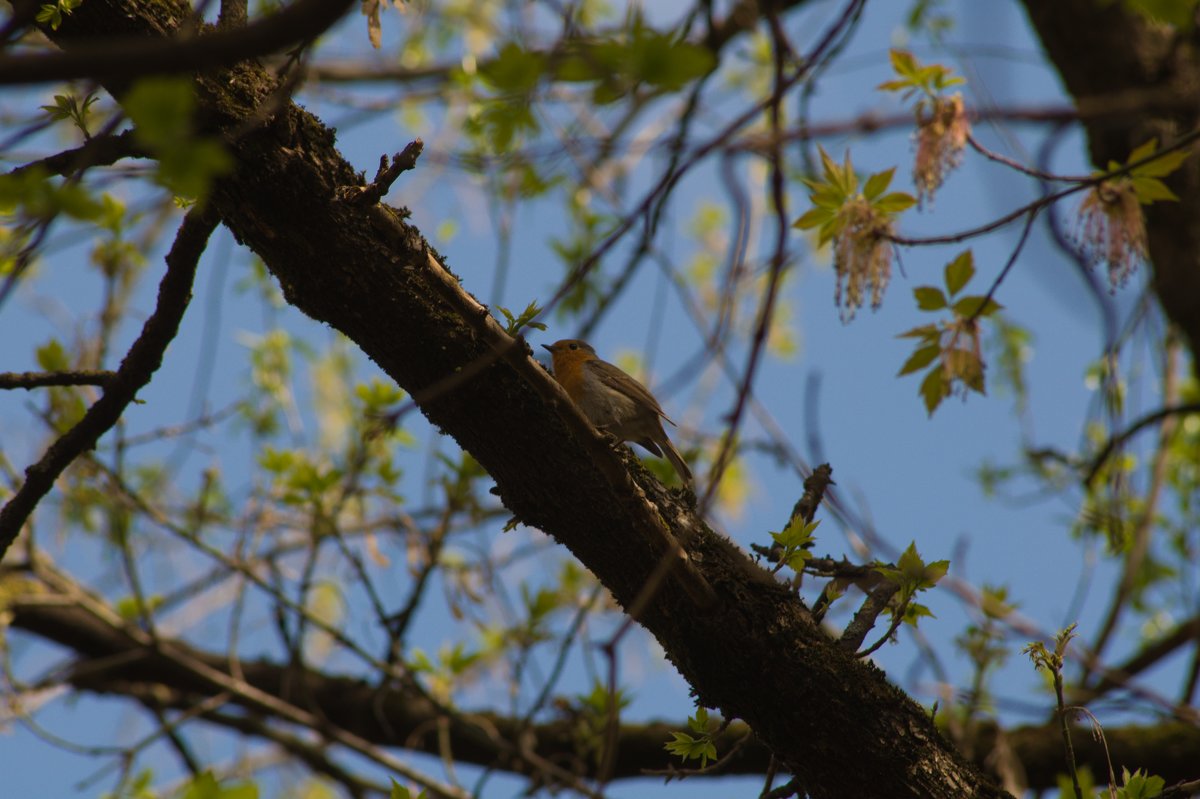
[[660, 436, 693, 486]]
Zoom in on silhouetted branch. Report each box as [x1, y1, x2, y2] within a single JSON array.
[[0, 370, 117, 390], [0, 0, 355, 85], [0, 207, 218, 562]]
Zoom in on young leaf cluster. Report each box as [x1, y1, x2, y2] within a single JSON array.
[[768, 517, 818, 574], [1023, 622, 1077, 677], [556, 19, 715, 103], [877, 49, 963, 100], [874, 542, 950, 627], [40, 91, 99, 137], [35, 0, 81, 30], [1077, 137, 1189, 288], [1117, 767, 1165, 799], [897, 250, 1002, 415], [793, 149, 916, 244], [467, 17, 713, 153], [663, 707, 719, 769], [794, 147, 916, 317], [495, 299, 547, 336], [1109, 137, 1190, 205]]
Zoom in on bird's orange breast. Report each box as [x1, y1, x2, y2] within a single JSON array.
[[552, 356, 589, 402]]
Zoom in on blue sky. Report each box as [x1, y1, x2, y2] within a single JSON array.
[[1, 2, 1184, 797]]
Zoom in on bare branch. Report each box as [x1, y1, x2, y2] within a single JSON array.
[[6, 131, 147, 179], [0, 370, 117, 390], [0, 207, 218, 562], [339, 139, 425, 206]]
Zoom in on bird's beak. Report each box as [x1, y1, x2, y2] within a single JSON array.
[[540, 344, 552, 352]]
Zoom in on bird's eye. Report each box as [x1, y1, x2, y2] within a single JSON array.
[[569, 343, 578, 350]]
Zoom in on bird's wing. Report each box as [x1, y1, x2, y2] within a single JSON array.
[[586, 359, 676, 426]]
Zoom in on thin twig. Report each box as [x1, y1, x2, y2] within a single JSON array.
[[341, 139, 425, 206], [0, 370, 117, 390]]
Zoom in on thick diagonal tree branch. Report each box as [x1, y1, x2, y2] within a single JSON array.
[[22, 3, 1010, 797]]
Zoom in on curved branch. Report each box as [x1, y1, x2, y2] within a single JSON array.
[[1083, 401, 1200, 487], [7, 569, 1200, 789], [6, 131, 148, 179], [1074, 615, 1200, 703], [0, 207, 217, 562]]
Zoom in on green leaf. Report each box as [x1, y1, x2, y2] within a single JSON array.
[[125, 76, 231, 199], [1126, 138, 1159, 166], [897, 323, 939, 340], [390, 778, 427, 799], [181, 772, 259, 799], [480, 43, 547, 93], [879, 49, 963, 96], [932, 72, 965, 90], [469, 100, 540, 152], [40, 94, 74, 121], [873, 192, 917, 214], [952, 295, 1002, 318], [36, 0, 80, 29], [839, 150, 859, 196], [36, 5, 61, 27], [895, 541, 923, 576], [125, 77, 196, 149], [876, 78, 912, 92], [1131, 176, 1179, 204], [156, 139, 233, 200], [771, 517, 818, 550], [808, 184, 847, 208], [793, 206, 833, 230], [770, 518, 819, 572], [36, 339, 70, 371], [816, 217, 844, 246], [893, 542, 949, 589], [862, 168, 895, 201], [818, 146, 841, 186], [1124, 0, 1198, 29], [1118, 767, 1165, 799], [1133, 147, 1189, 178], [925, 559, 950, 584], [913, 286, 947, 311], [889, 49, 919, 78], [664, 731, 718, 768], [898, 344, 940, 376], [1124, 138, 1189, 179], [0, 168, 103, 221], [919, 366, 948, 415], [632, 36, 715, 90], [943, 251, 974, 296]]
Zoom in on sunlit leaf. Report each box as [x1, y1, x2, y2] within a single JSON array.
[[943, 251, 974, 296]]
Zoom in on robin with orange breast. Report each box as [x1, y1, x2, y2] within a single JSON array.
[[542, 339, 692, 485]]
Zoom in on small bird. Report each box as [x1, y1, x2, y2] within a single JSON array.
[[542, 339, 692, 485]]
